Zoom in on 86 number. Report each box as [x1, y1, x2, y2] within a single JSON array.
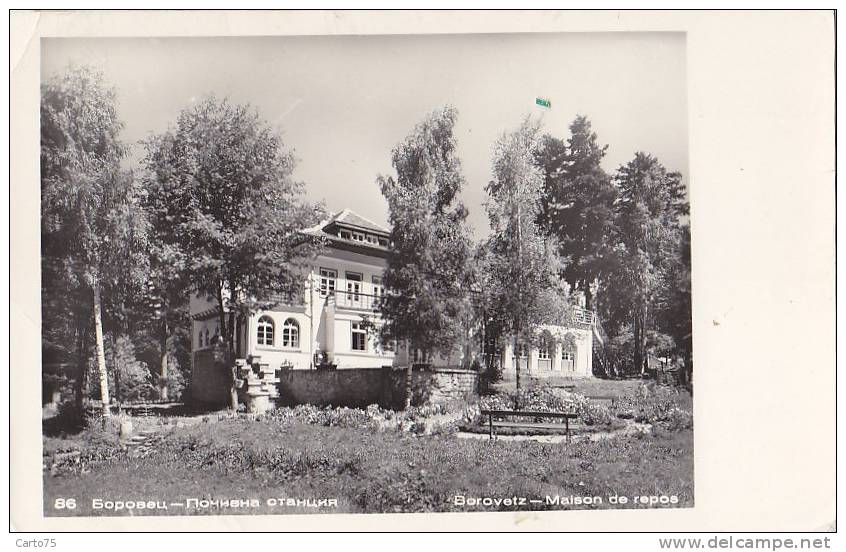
[[54, 498, 76, 510]]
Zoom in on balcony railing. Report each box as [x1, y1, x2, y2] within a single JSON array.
[[324, 287, 596, 325], [327, 288, 384, 311], [572, 306, 596, 326]]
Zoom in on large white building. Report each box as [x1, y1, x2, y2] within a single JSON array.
[[190, 209, 595, 387]]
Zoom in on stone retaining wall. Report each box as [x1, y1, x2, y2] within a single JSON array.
[[277, 367, 390, 408], [278, 366, 479, 409], [191, 349, 231, 408], [405, 367, 479, 405], [194, 355, 480, 411]]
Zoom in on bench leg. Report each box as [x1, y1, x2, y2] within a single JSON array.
[[488, 412, 493, 440], [566, 417, 570, 444]]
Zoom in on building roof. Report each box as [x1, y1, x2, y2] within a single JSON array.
[[300, 208, 391, 257], [334, 208, 390, 235]]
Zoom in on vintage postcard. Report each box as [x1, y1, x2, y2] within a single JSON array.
[[9, 10, 835, 532]]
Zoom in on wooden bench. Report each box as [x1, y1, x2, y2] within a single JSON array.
[[480, 409, 579, 442]]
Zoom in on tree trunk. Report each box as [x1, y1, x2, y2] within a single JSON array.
[[641, 304, 649, 375], [215, 283, 228, 350], [112, 334, 121, 407], [229, 364, 239, 411], [159, 317, 169, 401], [584, 282, 594, 312], [227, 302, 237, 411], [214, 283, 238, 411], [404, 339, 413, 409], [633, 311, 642, 377], [74, 319, 89, 412], [683, 351, 693, 394], [514, 197, 523, 409], [513, 331, 521, 409], [635, 304, 649, 377], [235, 314, 242, 359], [92, 279, 111, 417], [227, 310, 236, 355]]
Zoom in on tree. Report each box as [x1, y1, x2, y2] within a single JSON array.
[[376, 106, 475, 407], [604, 152, 687, 375], [41, 65, 142, 416], [136, 199, 192, 402], [481, 117, 572, 396], [536, 116, 617, 310], [106, 334, 153, 402], [142, 96, 324, 409], [654, 224, 692, 383]]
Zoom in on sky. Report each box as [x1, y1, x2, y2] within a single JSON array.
[[42, 33, 688, 238]]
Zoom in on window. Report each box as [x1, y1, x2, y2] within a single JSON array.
[[366, 234, 378, 244], [561, 349, 575, 371], [339, 229, 351, 240], [257, 316, 274, 346], [372, 276, 384, 305], [351, 322, 367, 351], [281, 318, 299, 349], [538, 340, 552, 371], [380, 338, 396, 353], [319, 268, 337, 297], [198, 329, 204, 348], [346, 272, 362, 304], [378, 237, 389, 247], [412, 349, 430, 363], [352, 231, 366, 242], [204, 328, 210, 347]]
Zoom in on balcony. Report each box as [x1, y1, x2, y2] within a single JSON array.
[[327, 288, 384, 312], [572, 306, 596, 326]]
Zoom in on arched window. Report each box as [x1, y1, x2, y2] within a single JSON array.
[[282, 318, 300, 349], [257, 316, 274, 346], [203, 328, 210, 347]]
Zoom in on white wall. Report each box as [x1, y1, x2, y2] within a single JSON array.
[[499, 326, 593, 379], [188, 245, 593, 377]]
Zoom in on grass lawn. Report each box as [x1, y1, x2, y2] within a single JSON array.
[[43, 415, 693, 516]]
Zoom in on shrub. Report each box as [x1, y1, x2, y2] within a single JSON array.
[[265, 402, 474, 434], [478, 387, 621, 428], [611, 384, 692, 428], [663, 407, 693, 431]]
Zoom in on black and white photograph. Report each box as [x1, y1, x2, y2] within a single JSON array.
[[9, 9, 836, 536], [37, 29, 694, 517]]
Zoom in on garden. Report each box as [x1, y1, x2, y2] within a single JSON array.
[[43, 381, 693, 516]]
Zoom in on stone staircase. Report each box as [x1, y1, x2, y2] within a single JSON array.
[[235, 356, 280, 413], [123, 428, 161, 458]]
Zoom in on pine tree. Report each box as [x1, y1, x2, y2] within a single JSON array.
[[536, 116, 617, 310], [605, 152, 687, 375]]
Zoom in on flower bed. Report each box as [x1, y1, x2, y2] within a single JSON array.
[[477, 386, 624, 429], [263, 401, 476, 435], [609, 384, 693, 429]]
